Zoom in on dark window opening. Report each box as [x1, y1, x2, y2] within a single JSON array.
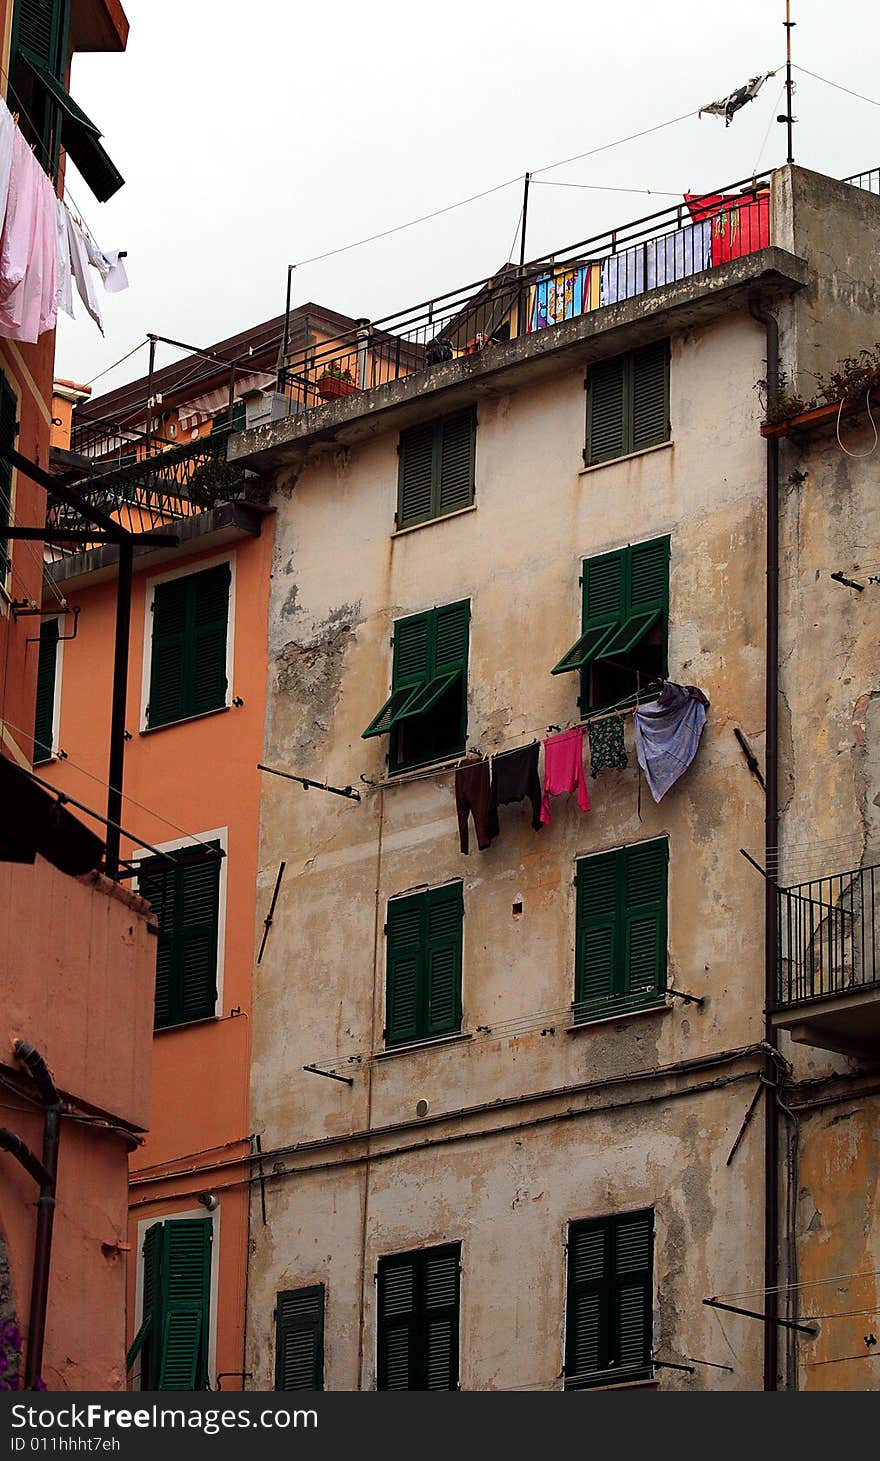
[[390, 674, 465, 772]]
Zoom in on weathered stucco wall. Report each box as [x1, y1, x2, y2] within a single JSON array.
[[247, 306, 778, 1389]]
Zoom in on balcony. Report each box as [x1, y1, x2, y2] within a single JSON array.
[[772, 864, 880, 1058]]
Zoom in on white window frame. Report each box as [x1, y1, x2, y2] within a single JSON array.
[[134, 826, 229, 1025], [33, 613, 64, 763], [132, 1204, 221, 1391], [139, 552, 236, 733]]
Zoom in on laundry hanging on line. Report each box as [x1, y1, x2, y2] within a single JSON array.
[[455, 759, 498, 855], [488, 742, 543, 831], [0, 92, 128, 343], [540, 726, 591, 825], [588, 715, 628, 778], [633, 682, 709, 803]]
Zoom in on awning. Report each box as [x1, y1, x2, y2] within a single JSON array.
[[0, 756, 104, 876], [551, 610, 660, 676], [20, 49, 124, 202], [177, 374, 275, 431]]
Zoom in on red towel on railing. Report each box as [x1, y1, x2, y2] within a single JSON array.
[[684, 190, 769, 265], [540, 727, 591, 826]]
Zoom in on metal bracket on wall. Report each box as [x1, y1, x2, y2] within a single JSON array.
[[258, 762, 361, 801], [303, 1063, 355, 1087], [257, 861, 286, 965], [702, 1297, 818, 1336]]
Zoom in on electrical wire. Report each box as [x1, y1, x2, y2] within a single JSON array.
[[531, 180, 682, 197], [752, 82, 786, 176], [83, 340, 148, 389], [835, 390, 878, 459], [793, 64, 880, 111], [715, 1267, 880, 1300]]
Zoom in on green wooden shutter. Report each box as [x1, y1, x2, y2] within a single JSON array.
[[565, 1221, 607, 1382], [627, 536, 669, 616], [136, 858, 175, 1029], [425, 884, 463, 1038], [33, 617, 59, 762], [0, 372, 17, 582], [574, 851, 619, 1022], [614, 1211, 653, 1376], [433, 599, 470, 674], [275, 1285, 324, 1391], [587, 356, 627, 463], [437, 409, 476, 517], [148, 578, 189, 728], [126, 1221, 161, 1383], [583, 549, 626, 629], [177, 851, 221, 1023], [630, 341, 669, 453], [11, 0, 67, 71], [391, 611, 431, 691], [10, 0, 69, 168], [378, 1255, 416, 1390], [158, 1218, 212, 1390], [397, 421, 435, 529], [423, 1247, 460, 1391], [190, 564, 230, 717], [386, 893, 423, 1046], [622, 840, 667, 1006]]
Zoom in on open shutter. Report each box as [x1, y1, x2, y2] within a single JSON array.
[[158, 1219, 212, 1390], [628, 536, 669, 616], [378, 1256, 416, 1390], [587, 356, 627, 463], [566, 1221, 607, 1383], [622, 840, 667, 1008], [10, 0, 68, 172], [127, 1222, 161, 1383], [275, 1285, 324, 1391], [574, 852, 620, 1022], [425, 884, 463, 1037], [584, 549, 626, 628], [437, 409, 476, 517], [136, 858, 176, 1030], [391, 611, 431, 691], [630, 341, 669, 452], [397, 421, 435, 529], [433, 599, 470, 674], [12, 0, 66, 70], [148, 578, 189, 728], [33, 617, 59, 762], [190, 564, 230, 717], [177, 848, 221, 1023], [386, 894, 423, 1046], [613, 1211, 653, 1376], [423, 1247, 460, 1391]]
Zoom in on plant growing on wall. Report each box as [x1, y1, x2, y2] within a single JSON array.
[[758, 343, 880, 424]]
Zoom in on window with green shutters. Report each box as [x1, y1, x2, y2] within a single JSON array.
[[385, 882, 463, 1047], [9, 0, 124, 199], [362, 599, 469, 773], [126, 1218, 213, 1391], [377, 1244, 460, 1390], [585, 340, 670, 465], [565, 1210, 653, 1388], [147, 563, 231, 730], [396, 408, 476, 530], [0, 370, 18, 586], [137, 843, 222, 1031], [275, 1285, 324, 1391], [574, 839, 667, 1024], [33, 617, 60, 763], [552, 536, 669, 713]]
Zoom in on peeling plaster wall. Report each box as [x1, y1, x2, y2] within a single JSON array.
[[777, 421, 880, 1389], [247, 308, 777, 1390]]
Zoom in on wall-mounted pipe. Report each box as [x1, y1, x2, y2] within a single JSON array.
[[13, 1041, 62, 1392], [749, 297, 781, 1393]]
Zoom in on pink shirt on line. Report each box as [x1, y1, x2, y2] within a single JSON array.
[[540, 727, 591, 825]]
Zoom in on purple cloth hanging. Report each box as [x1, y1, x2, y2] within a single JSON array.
[[633, 682, 709, 802]]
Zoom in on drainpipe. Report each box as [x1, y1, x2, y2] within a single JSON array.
[[13, 1041, 63, 1391], [749, 298, 781, 1391]]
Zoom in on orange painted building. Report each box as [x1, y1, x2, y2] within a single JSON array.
[[0, 0, 158, 1394]]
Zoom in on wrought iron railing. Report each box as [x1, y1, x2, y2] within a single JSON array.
[[841, 165, 880, 195], [46, 420, 251, 549], [776, 864, 880, 1008], [274, 170, 774, 418]]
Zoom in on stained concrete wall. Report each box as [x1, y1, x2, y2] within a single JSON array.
[[247, 306, 775, 1390]]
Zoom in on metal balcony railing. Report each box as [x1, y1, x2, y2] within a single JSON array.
[[776, 863, 880, 1008], [47, 417, 250, 550], [274, 170, 774, 419], [841, 165, 880, 195]]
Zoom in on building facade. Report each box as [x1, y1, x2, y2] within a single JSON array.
[[231, 162, 880, 1391]]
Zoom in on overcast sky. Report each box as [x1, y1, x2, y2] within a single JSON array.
[[55, 0, 880, 397]]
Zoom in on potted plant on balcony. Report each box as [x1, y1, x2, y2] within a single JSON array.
[[316, 363, 359, 400]]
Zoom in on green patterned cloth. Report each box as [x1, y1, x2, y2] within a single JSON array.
[[588, 715, 628, 778]]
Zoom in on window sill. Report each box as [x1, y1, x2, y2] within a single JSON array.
[[140, 703, 230, 736], [374, 1030, 472, 1061], [566, 1377, 659, 1393], [378, 750, 472, 787], [392, 504, 477, 538], [154, 1013, 219, 1035], [565, 999, 672, 1033], [579, 440, 673, 475]]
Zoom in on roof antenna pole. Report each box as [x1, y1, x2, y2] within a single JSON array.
[[518, 171, 531, 270], [783, 1, 795, 164], [279, 264, 295, 397]]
